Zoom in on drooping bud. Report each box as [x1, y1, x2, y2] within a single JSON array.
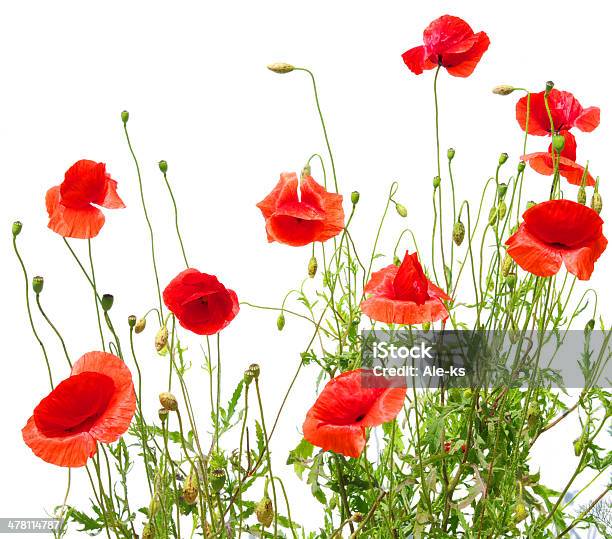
[[255, 496, 274, 527], [351, 191, 360, 205], [101, 294, 114, 312], [514, 502, 528, 523], [447, 148, 455, 161], [497, 201, 507, 221], [488, 207, 498, 226], [492, 85, 516, 96], [577, 186, 587, 205], [158, 407, 169, 422], [182, 469, 199, 505], [135, 318, 147, 334], [433, 176, 441, 189], [308, 256, 318, 278], [498, 153, 508, 166], [159, 392, 178, 412], [32, 276, 44, 294], [585, 319, 595, 334], [248, 363, 260, 380], [395, 202, 408, 218], [155, 326, 168, 352], [301, 164, 311, 179], [497, 183, 508, 199], [12, 221, 23, 237], [526, 200, 536, 210], [276, 312, 286, 331], [158, 160, 168, 173], [452, 221, 465, 246], [552, 134, 565, 154], [267, 62, 295, 74], [501, 254, 513, 277], [210, 468, 226, 492], [591, 192, 602, 214], [517, 161, 526, 173], [121, 110, 129, 124], [545, 81, 554, 96]]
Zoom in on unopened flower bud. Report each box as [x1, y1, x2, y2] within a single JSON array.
[[135, 318, 147, 334], [276, 312, 286, 331], [422, 321, 431, 332], [433, 176, 441, 189], [453, 221, 465, 246], [502, 254, 513, 277], [505, 274, 517, 289], [514, 502, 528, 523], [155, 326, 168, 352], [497, 183, 508, 199], [488, 207, 498, 226], [552, 134, 565, 153], [447, 148, 455, 160], [591, 192, 602, 214], [158, 407, 169, 422], [308, 256, 318, 278], [497, 201, 507, 220], [526, 200, 536, 210], [159, 392, 178, 412], [32, 276, 44, 294], [158, 160, 168, 173], [244, 367, 254, 385], [256, 496, 274, 527], [248, 363, 260, 380], [101, 294, 114, 312], [121, 110, 129, 124], [301, 164, 311, 179], [267, 62, 295, 74], [498, 153, 508, 166], [545, 80, 554, 96], [492, 85, 515, 96], [210, 468, 226, 492], [518, 161, 526, 173], [395, 202, 408, 218], [585, 318, 595, 334], [577, 186, 587, 205], [351, 191, 360, 205], [12, 221, 23, 237], [182, 470, 199, 505]]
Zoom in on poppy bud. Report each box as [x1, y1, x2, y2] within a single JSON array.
[[552, 134, 565, 153], [577, 186, 587, 205], [351, 512, 364, 523], [182, 469, 199, 505], [121, 110, 129, 124], [276, 312, 286, 331], [433, 176, 441, 189], [585, 318, 595, 334], [158, 407, 169, 422], [526, 200, 536, 210], [497, 201, 507, 220], [301, 164, 311, 179], [12, 221, 23, 237], [267, 62, 295, 74], [488, 207, 497, 226], [255, 496, 274, 527], [453, 221, 465, 246], [497, 183, 508, 199], [498, 153, 508, 166], [447, 147, 455, 160], [502, 254, 513, 277], [248, 363, 260, 380], [393, 255, 401, 266], [517, 161, 526, 173], [351, 191, 360, 205], [308, 255, 318, 278], [395, 202, 408, 218], [101, 294, 114, 312], [492, 84, 515, 96], [159, 392, 178, 412], [527, 405, 539, 429], [244, 367, 254, 385], [545, 80, 554, 96], [210, 468, 226, 492], [591, 192, 602, 214], [155, 326, 168, 353], [158, 160, 168, 173], [505, 274, 517, 289], [135, 318, 147, 334], [514, 502, 528, 523], [128, 315, 137, 328], [422, 321, 431, 332], [32, 276, 44, 295]]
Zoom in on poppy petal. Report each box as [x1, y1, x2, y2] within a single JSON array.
[[401, 45, 428, 75], [574, 106, 600, 132], [505, 224, 562, 277], [360, 387, 407, 427], [361, 295, 449, 325], [303, 419, 365, 458], [60, 160, 107, 208], [47, 199, 105, 239], [444, 32, 490, 77], [562, 235, 608, 280], [97, 179, 125, 209]]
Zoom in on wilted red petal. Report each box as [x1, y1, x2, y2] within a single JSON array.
[[522, 152, 595, 187]]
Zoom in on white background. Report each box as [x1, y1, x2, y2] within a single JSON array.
[[0, 1, 610, 537]]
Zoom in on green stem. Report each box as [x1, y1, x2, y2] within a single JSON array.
[[161, 168, 189, 268], [87, 239, 106, 351]]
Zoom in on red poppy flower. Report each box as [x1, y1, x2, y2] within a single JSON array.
[[506, 199, 607, 280], [516, 89, 600, 137], [303, 369, 406, 458], [22, 352, 136, 468], [163, 268, 239, 335], [361, 251, 451, 325], [522, 131, 595, 186], [402, 15, 490, 77], [256, 172, 344, 247], [46, 160, 125, 239]]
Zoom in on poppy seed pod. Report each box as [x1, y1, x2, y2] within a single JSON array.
[[526, 200, 536, 210], [505, 274, 517, 289], [577, 186, 587, 205], [433, 176, 441, 189], [267, 62, 295, 74], [395, 202, 408, 218], [135, 318, 147, 334], [210, 468, 226, 492], [158, 160, 168, 173], [128, 315, 137, 328], [12, 221, 23, 237], [121, 110, 129, 124], [517, 161, 526, 173], [308, 255, 318, 278], [447, 147, 455, 160], [591, 192, 602, 214], [545, 80, 554, 95], [101, 294, 114, 312], [492, 84, 515, 96], [248, 363, 260, 380], [497, 183, 508, 199], [155, 326, 168, 352], [452, 221, 465, 246], [351, 191, 360, 205], [243, 367, 254, 385], [159, 392, 178, 412], [552, 134, 565, 153], [276, 312, 286, 331], [158, 407, 169, 422], [498, 153, 508, 166], [256, 496, 274, 527], [32, 276, 44, 295], [182, 470, 198, 504]]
